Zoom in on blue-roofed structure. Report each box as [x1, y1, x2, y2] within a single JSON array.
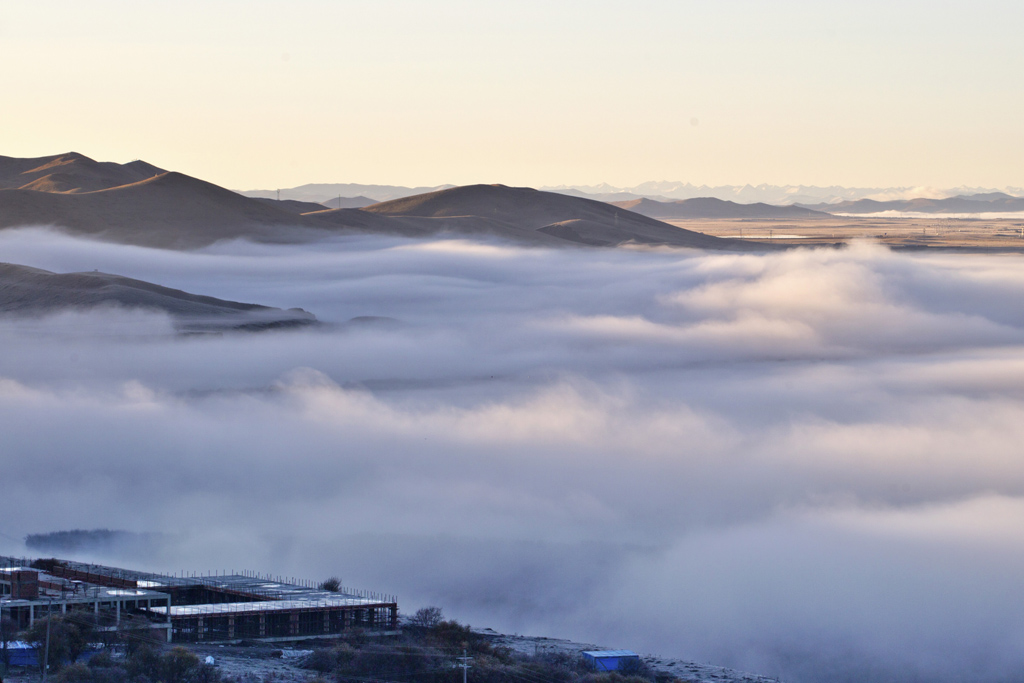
[[582, 650, 640, 671], [4, 641, 39, 668]]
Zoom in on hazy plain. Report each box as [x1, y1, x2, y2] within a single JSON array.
[[665, 215, 1024, 249]]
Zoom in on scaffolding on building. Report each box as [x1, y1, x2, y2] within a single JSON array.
[[0, 556, 398, 644]]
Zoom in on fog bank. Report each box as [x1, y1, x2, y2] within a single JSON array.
[[2, 229, 1024, 681]]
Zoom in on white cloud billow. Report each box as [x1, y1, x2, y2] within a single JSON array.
[[2, 229, 1024, 681]]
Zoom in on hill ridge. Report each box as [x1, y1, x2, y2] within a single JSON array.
[[612, 196, 832, 219], [0, 154, 777, 251], [802, 193, 1024, 214], [0, 262, 317, 332], [0, 152, 166, 193]]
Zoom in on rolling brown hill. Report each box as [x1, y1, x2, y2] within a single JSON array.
[[0, 262, 316, 332], [0, 152, 165, 193], [0, 171, 335, 248], [0, 154, 777, 251], [254, 197, 335, 214], [305, 206, 571, 245], [362, 184, 770, 249]]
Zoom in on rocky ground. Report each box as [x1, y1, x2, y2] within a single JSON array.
[[3, 633, 778, 683], [185, 644, 315, 683], [476, 630, 779, 683]]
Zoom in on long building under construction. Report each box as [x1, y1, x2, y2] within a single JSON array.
[[0, 557, 398, 644]]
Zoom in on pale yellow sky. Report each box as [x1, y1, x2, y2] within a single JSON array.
[[2, 1, 1022, 190]]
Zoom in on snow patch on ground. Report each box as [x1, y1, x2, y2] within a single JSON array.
[[475, 629, 779, 683]]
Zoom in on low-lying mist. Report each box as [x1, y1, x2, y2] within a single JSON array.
[[3, 228, 1024, 682]]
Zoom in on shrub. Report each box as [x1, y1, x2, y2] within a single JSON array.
[[301, 649, 336, 673], [126, 646, 161, 682], [188, 663, 222, 683], [55, 662, 94, 683], [319, 577, 341, 592], [30, 558, 65, 572], [88, 664, 130, 683], [341, 644, 443, 681], [160, 647, 201, 683], [87, 651, 115, 669], [425, 619, 474, 649], [617, 658, 652, 678]]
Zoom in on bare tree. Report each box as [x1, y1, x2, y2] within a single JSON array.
[[409, 606, 443, 629], [21, 615, 92, 674], [1, 613, 16, 671]]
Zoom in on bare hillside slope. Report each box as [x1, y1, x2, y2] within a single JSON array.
[[0, 262, 316, 332]]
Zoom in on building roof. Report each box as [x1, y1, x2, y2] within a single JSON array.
[[148, 596, 387, 617], [0, 585, 169, 608]]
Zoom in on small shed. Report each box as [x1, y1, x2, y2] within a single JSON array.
[[4, 641, 40, 667], [581, 650, 640, 671]]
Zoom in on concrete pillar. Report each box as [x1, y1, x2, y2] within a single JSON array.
[[115, 599, 120, 624], [228, 616, 235, 640], [197, 617, 204, 641], [258, 614, 266, 638], [323, 610, 329, 634], [289, 612, 299, 636], [28, 604, 33, 626]]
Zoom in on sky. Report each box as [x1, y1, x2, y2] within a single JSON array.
[[2, 1, 1024, 189], [6, 229, 1024, 681]]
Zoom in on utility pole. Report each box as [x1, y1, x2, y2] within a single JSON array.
[[42, 597, 52, 683], [457, 648, 473, 683]]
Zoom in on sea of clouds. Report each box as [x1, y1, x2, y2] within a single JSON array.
[[3, 228, 1024, 682]]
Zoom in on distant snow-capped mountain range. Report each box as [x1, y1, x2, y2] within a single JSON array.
[[243, 181, 1023, 206], [539, 182, 1024, 206]]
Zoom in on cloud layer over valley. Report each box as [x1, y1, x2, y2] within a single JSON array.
[[3, 229, 1024, 681]]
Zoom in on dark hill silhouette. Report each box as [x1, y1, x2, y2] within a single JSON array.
[[967, 192, 1017, 201], [362, 184, 769, 250], [0, 262, 316, 332], [321, 196, 377, 209], [0, 152, 165, 193], [611, 197, 831, 219]]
